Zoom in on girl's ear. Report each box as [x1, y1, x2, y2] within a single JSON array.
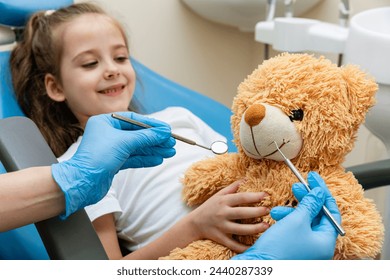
[[45, 73, 66, 102]]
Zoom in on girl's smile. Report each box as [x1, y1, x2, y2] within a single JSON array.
[[98, 84, 126, 97]]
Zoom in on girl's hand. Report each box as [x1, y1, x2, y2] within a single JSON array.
[[187, 180, 270, 253]]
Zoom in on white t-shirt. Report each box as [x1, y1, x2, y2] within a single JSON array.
[[58, 107, 225, 251]]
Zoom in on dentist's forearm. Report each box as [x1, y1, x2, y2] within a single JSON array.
[[0, 166, 65, 232]]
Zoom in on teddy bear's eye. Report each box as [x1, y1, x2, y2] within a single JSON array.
[[289, 109, 304, 122]]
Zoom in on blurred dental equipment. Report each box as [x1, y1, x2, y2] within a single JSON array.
[[256, 0, 349, 65]]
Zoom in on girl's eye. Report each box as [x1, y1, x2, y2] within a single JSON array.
[[289, 109, 304, 122], [82, 61, 98, 68], [115, 56, 128, 63]]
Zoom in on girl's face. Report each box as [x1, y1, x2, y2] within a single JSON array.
[[45, 13, 135, 127]]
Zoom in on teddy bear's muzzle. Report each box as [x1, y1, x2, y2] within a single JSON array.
[[239, 103, 303, 161]]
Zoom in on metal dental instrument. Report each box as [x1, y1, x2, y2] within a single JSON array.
[[112, 113, 228, 155], [273, 141, 346, 236]]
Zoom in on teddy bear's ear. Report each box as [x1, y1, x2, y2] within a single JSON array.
[[341, 64, 377, 124]]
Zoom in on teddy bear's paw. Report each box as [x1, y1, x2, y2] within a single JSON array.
[[159, 239, 235, 260]]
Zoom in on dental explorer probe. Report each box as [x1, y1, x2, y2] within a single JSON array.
[[273, 141, 346, 236], [111, 113, 228, 155]]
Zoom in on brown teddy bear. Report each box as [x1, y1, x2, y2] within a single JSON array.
[[161, 53, 384, 260]]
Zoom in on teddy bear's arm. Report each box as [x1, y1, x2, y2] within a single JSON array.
[[182, 153, 246, 206], [321, 171, 384, 259]]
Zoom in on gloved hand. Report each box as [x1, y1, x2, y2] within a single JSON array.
[[232, 171, 341, 260], [52, 112, 176, 219]]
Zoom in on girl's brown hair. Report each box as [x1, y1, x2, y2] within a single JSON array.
[[10, 2, 133, 157]]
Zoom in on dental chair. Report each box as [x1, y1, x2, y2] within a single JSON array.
[[0, 0, 234, 259]]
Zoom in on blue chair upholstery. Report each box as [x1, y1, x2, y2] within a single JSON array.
[[0, 0, 73, 27], [0, 0, 234, 260], [0, 51, 24, 118]]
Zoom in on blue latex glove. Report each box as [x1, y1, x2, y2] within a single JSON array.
[[52, 112, 176, 219], [232, 172, 341, 260]]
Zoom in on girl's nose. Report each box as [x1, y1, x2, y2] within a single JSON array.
[[103, 63, 120, 79], [104, 70, 120, 79]]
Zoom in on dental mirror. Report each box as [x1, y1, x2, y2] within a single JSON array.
[[112, 113, 228, 155], [210, 141, 228, 155]]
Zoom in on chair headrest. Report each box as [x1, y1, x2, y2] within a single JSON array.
[[0, 25, 15, 45], [0, 0, 73, 27]]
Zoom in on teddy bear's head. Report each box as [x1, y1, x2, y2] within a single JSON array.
[[231, 53, 377, 169]]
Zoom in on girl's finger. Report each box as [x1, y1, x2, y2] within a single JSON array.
[[225, 191, 268, 206], [227, 206, 270, 220], [224, 221, 269, 236]]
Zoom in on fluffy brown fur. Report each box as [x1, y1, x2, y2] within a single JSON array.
[[161, 53, 384, 260]]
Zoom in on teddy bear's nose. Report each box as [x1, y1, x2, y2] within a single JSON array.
[[244, 104, 266, 127]]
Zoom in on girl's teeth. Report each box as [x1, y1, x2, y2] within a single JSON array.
[[103, 88, 117, 94]]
